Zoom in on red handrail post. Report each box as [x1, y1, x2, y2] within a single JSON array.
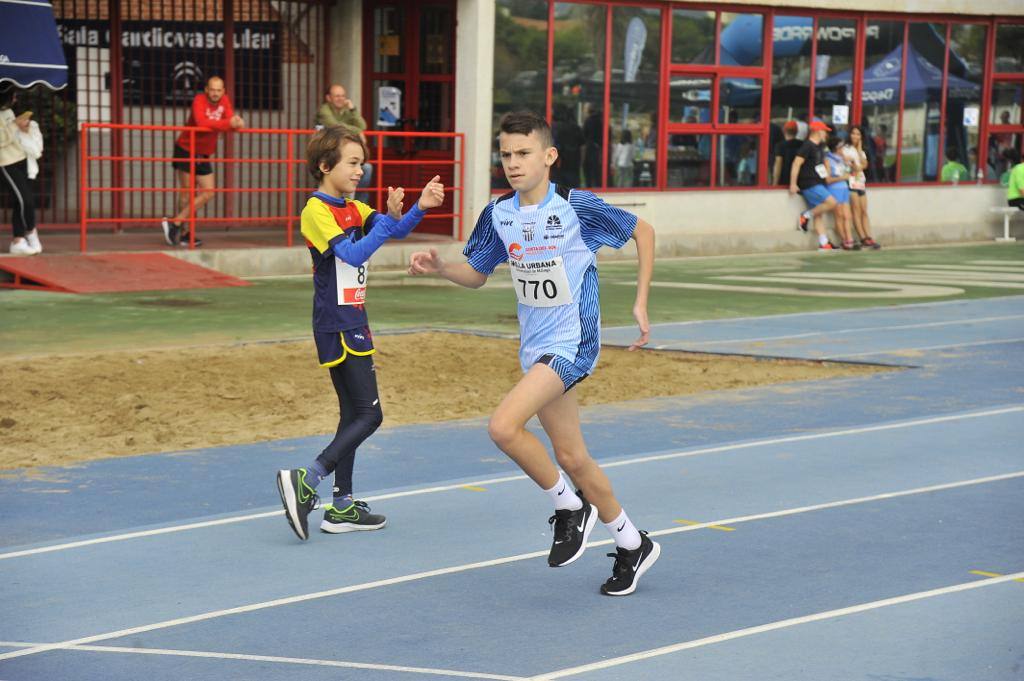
[[187, 129, 197, 249], [375, 132, 384, 211], [285, 131, 295, 247], [79, 125, 88, 252], [458, 132, 465, 241]]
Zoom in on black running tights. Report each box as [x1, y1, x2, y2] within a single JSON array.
[[0, 160, 35, 238], [316, 353, 383, 499]]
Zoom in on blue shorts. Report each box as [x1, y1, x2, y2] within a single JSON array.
[[800, 184, 832, 208], [827, 182, 850, 205], [313, 326, 375, 367], [536, 353, 591, 392]]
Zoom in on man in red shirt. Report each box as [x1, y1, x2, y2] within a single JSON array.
[[162, 76, 244, 247]]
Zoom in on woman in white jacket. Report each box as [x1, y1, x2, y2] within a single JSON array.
[[0, 87, 41, 255]]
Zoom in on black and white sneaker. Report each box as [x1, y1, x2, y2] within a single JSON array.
[[178, 231, 202, 248], [276, 468, 320, 541], [161, 218, 182, 246], [600, 531, 661, 596], [320, 500, 387, 533], [547, 493, 598, 567]]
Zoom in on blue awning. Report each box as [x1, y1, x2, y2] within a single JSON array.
[[0, 0, 67, 90]]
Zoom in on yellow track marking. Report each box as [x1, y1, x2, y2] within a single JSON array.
[[970, 570, 1024, 583], [674, 519, 735, 532], [461, 485, 487, 492]]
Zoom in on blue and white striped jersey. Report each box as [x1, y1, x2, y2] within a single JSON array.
[[464, 183, 637, 372]]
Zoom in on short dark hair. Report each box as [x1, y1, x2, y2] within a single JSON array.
[[306, 125, 365, 182], [945, 146, 960, 162], [499, 111, 553, 148]]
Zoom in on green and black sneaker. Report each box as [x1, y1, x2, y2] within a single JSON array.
[[321, 500, 387, 534], [276, 468, 320, 541]]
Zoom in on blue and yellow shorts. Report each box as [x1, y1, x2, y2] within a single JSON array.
[[314, 326, 375, 367]]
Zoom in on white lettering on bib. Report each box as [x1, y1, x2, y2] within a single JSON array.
[[815, 163, 828, 179], [510, 256, 573, 307], [335, 257, 368, 305]]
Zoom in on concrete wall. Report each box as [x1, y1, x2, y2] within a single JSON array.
[[456, 0, 496, 236], [599, 184, 1014, 258]]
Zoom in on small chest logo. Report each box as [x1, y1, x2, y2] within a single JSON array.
[[508, 242, 524, 261], [545, 215, 562, 230], [522, 221, 536, 242]]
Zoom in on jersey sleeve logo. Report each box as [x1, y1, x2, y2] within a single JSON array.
[[508, 242, 524, 261]]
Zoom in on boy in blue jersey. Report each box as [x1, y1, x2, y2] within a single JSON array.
[[277, 126, 444, 541], [408, 111, 658, 595]]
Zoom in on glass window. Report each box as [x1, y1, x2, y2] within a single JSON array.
[[552, 2, 607, 188], [492, 1, 549, 188], [991, 82, 1023, 126], [609, 7, 661, 188], [770, 15, 812, 184], [373, 5, 405, 73], [670, 76, 712, 124], [814, 19, 857, 128], [719, 135, 760, 186], [987, 132, 1022, 181], [899, 23, 946, 182], [671, 10, 715, 64], [945, 23, 986, 184], [719, 78, 762, 124], [771, 16, 811, 123], [862, 21, 904, 183], [995, 24, 1024, 73], [667, 134, 711, 187], [720, 13, 763, 67]]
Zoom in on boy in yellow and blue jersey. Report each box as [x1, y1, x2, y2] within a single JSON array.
[[276, 126, 444, 541], [408, 111, 659, 596]]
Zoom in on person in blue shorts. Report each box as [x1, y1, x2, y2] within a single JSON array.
[[789, 119, 838, 251], [825, 136, 857, 250], [276, 126, 445, 541], [407, 111, 659, 596]]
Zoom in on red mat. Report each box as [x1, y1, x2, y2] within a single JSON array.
[[0, 253, 250, 293]]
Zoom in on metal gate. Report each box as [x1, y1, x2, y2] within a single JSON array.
[[4, 0, 328, 230]]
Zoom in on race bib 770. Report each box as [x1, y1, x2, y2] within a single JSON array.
[[509, 256, 573, 307]]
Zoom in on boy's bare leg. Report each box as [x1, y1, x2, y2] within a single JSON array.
[[487, 363, 566, 488], [538, 388, 621, 522]]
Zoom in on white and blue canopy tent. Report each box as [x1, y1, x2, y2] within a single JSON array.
[[0, 0, 67, 90]]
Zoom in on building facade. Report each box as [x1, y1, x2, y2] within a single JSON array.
[[332, 0, 1024, 253]]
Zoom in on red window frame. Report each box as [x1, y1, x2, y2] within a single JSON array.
[[492, 1, 1013, 194], [987, 19, 1024, 181]]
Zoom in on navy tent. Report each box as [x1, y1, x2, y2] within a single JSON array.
[[817, 45, 979, 106], [0, 0, 67, 90]]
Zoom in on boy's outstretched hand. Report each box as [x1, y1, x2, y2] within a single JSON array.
[[387, 186, 404, 219], [417, 175, 445, 210], [629, 302, 650, 351], [408, 248, 443, 276]]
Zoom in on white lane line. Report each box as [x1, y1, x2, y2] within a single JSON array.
[[0, 643, 526, 680], [651, 314, 1024, 348], [2, 469, 1020, 664], [2, 405, 1021, 562], [604, 295, 1024, 333], [531, 570, 1024, 680], [826, 337, 1024, 359]]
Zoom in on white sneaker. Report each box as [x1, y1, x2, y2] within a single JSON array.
[[9, 239, 37, 255], [25, 229, 42, 254]]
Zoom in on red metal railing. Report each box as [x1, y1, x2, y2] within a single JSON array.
[[78, 123, 465, 252]]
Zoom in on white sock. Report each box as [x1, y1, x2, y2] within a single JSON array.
[[801, 209, 813, 219], [818, 234, 829, 246], [544, 473, 582, 512], [604, 509, 642, 550]]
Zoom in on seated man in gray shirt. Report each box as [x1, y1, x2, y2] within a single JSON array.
[[316, 84, 373, 202]]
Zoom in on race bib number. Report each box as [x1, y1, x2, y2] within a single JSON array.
[[815, 163, 828, 179], [335, 257, 368, 305], [510, 256, 573, 308]]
